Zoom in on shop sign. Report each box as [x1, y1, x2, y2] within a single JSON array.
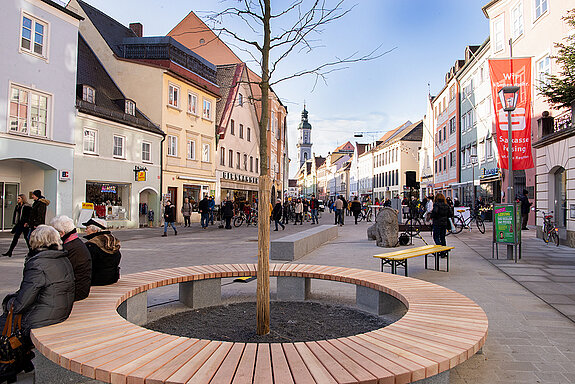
[[481, 168, 499, 178], [101, 184, 117, 194], [59, 169, 71, 181], [81, 202, 94, 210], [134, 166, 147, 182], [493, 203, 521, 244], [222, 171, 258, 184]]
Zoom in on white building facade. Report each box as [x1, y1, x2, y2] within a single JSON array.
[[0, 0, 82, 230]]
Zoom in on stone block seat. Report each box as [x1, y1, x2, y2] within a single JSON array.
[[270, 225, 338, 261], [31, 264, 488, 384]]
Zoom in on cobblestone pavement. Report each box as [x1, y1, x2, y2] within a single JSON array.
[[1, 216, 574, 383]]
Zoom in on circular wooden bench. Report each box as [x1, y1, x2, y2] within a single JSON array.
[[31, 264, 488, 384]]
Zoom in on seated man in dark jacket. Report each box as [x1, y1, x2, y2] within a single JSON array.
[[51, 215, 92, 301], [82, 218, 121, 286]]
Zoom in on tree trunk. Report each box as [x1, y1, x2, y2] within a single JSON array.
[[256, 0, 272, 336]]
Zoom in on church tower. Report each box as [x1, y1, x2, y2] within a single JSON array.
[[296, 105, 312, 168]]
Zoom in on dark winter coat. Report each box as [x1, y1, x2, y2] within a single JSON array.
[[5, 248, 75, 330], [520, 195, 532, 214], [431, 201, 453, 227], [12, 203, 31, 232], [198, 198, 209, 213], [350, 200, 362, 213], [272, 203, 283, 221], [85, 231, 121, 286], [164, 204, 176, 223], [222, 201, 234, 218], [29, 198, 50, 228], [62, 232, 92, 301]]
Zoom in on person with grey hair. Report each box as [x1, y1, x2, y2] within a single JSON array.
[[0, 225, 75, 380], [82, 218, 121, 286], [50, 216, 92, 301]]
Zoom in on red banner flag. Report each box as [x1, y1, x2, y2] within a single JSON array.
[[488, 58, 534, 170]]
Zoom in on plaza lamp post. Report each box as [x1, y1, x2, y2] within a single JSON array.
[[498, 85, 520, 260], [470, 154, 478, 214]]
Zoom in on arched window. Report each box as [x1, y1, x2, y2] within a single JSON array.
[[303, 152, 308, 161]]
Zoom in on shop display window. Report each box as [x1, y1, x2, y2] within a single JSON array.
[[86, 182, 130, 220]]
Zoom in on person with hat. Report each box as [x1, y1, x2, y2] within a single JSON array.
[[82, 218, 121, 286], [29, 189, 50, 233], [50, 215, 92, 301]]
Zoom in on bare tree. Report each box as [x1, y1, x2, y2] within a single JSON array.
[[208, 0, 391, 335]]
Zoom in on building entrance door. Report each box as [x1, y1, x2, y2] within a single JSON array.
[[0, 183, 19, 231]]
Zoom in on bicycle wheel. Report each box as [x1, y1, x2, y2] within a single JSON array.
[[475, 216, 485, 234], [550, 230, 560, 247], [542, 224, 550, 243], [357, 212, 365, 222], [404, 218, 421, 236], [233, 216, 244, 227], [251, 215, 258, 225], [366, 210, 373, 222], [452, 216, 465, 234]]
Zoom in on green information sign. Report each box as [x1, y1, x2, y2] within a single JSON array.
[[493, 203, 519, 244]]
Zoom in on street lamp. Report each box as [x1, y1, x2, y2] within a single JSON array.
[[470, 154, 478, 214], [498, 85, 519, 260]]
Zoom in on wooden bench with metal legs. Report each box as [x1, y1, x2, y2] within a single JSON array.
[[374, 245, 455, 276]]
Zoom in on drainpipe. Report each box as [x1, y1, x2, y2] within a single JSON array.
[[159, 133, 166, 227]]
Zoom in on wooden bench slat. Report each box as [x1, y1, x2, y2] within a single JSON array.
[[144, 340, 211, 384], [231, 343, 257, 384], [270, 343, 295, 384], [281, 343, 317, 384], [164, 341, 222, 384], [315, 340, 378, 384], [188, 342, 234, 384], [293, 342, 337, 384], [254, 344, 273, 384], [208, 343, 246, 384]]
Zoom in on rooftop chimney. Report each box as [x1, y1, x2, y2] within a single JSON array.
[[129, 23, 143, 37]]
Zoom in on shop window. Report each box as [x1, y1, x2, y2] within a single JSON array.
[[142, 141, 151, 163], [86, 182, 130, 221], [113, 135, 125, 158], [83, 128, 97, 154]]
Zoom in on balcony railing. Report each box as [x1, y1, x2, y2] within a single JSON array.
[[117, 37, 217, 84], [554, 110, 572, 133]]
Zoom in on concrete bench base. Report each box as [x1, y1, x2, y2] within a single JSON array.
[[356, 285, 405, 315], [179, 278, 221, 308], [117, 291, 147, 326], [271, 225, 337, 261], [414, 370, 449, 383], [277, 276, 311, 300]]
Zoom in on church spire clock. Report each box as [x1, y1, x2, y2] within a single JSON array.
[[296, 104, 312, 168]]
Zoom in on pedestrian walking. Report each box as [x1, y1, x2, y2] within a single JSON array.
[[3, 194, 31, 257], [519, 189, 532, 230], [50, 215, 92, 301], [29, 189, 50, 233], [430, 193, 453, 251], [334, 196, 344, 226], [350, 196, 362, 224], [82, 218, 121, 286], [198, 195, 210, 229], [282, 198, 290, 224], [309, 194, 319, 224], [208, 196, 215, 225], [272, 199, 285, 231], [162, 200, 177, 236], [294, 198, 303, 225], [181, 198, 192, 227], [222, 197, 234, 229]]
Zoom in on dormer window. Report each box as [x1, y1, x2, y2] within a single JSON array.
[[125, 99, 135, 116], [83, 85, 95, 103]]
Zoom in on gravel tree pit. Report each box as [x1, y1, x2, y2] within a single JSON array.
[[145, 301, 403, 343]]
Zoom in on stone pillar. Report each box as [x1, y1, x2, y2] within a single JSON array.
[[117, 291, 147, 326], [179, 278, 221, 308], [356, 286, 404, 315], [276, 276, 311, 301]]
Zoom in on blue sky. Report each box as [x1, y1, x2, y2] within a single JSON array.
[[79, 0, 490, 177]]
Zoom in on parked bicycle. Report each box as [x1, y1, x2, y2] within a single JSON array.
[[536, 209, 559, 246], [357, 206, 373, 222], [233, 208, 258, 227], [451, 208, 485, 234]]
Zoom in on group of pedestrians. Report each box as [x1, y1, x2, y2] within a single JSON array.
[[163, 195, 218, 235], [0, 191, 123, 381]]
